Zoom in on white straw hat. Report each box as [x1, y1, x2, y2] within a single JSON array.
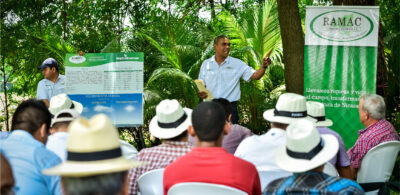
[[263, 93, 316, 124], [49, 94, 83, 115], [306, 101, 333, 127], [43, 114, 142, 177], [275, 119, 339, 173], [51, 109, 80, 127], [149, 99, 192, 139]]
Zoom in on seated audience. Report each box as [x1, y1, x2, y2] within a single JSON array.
[[0, 99, 62, 195], [264, 119, 364, 195], [1, 154, 15, 195], [128, 99, 192, 194], [163, 101, 261, 195], [348, 94, 399, 179], [43, 114, 142, 195], [306, 101, 352, 178], [235, 93, 316, 171], [46, 109, 80, 161]]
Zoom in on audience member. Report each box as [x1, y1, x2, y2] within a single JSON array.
[[43, 114, 142, 195], [1, 154, 15, 195], [348, 94, 399, 179], [0, 99, 62, 195], [128, 99, 192, 194], [37, 58, 66, 108], [46, 109, 80, 161], [235, 93, 316, 171], [307, 101, 352, 178], [48, 93, 83, 116], [264, 119, 364, 194], [163, 101, 261, 195]]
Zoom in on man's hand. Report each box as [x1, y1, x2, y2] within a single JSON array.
[[198, 91, 208, 99], [262, 50, 272, 68]]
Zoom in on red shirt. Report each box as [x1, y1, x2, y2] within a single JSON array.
[[348, 119, 399, 168], [163, 147, 261, 195]]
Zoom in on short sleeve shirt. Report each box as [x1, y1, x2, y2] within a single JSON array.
[[198, 56, 255, 102], [37, 74, 66, 101], [317, 127, 350, 167]]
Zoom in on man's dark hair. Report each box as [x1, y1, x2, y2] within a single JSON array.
[[212, 98, 232, 120], [11, 99, 51, 135], [214, 35, 229, 45], [192, 102, 226, 141], [51, 65, 59, 72], [62, 171, 127, 195], [52, 112, 73, 129]]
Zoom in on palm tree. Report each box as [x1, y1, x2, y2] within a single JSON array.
[[215, 0, 284, 134]]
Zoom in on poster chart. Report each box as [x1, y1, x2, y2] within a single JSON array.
[[65, 53, 143, 127], [304, 6, 379, 148]]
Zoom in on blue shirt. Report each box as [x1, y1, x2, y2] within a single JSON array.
[[263, 171, 364, 195], [36, 74, 66, 101], [198, 56, 255, 102], [0, 130, 62, 195]]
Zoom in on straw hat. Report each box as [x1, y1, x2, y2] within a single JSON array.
[[49, 94, 83, 115], [43, 114, 142, 177], [263, 93, 316, 124], [275, 119, 339, 173], [149, 99, 192, 139], [51, 109, 80, 127], [306, 101, 333, 127]]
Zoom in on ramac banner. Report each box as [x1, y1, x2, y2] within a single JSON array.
[[304, 6, 379, 148]]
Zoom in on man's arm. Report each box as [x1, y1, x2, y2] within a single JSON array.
[[349, 166, 359, 180], [251, 51, 272, 80], [337, 166, 353, 179], [41, 99, 50, 108]]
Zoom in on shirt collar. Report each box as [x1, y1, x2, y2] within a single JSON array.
[[162, 140, 192, 147], [359, 119, 385, 136], [211, 55, 230, 65]]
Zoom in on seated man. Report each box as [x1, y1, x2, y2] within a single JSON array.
[[0, 99, 62, 195], [348, 94, 399, 179], [264, 119, 364, 194], [164, 101, 261, 195], [235, 93, 316, 171], [306, 101, 351, 178], [128, 99, 192, 194], [46, 109, 80, 161], [43, 114, 142, 195], [188, 98, 252, 154]]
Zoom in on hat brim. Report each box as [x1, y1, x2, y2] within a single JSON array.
[[149, 108, 192, 139], [315, 119, 333, 127], [43, 157, 142, 177], [263, 109, 317, 124], [72, 101, 83, 114], [274, 134, 339, 173]]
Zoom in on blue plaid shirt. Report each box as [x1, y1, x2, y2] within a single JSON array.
[[263, 171, 364, 195]]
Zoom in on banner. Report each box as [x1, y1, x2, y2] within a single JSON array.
[[65, 53, 144, 127], [304, 6, 379, 148]]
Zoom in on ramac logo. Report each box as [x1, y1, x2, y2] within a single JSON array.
[[69, 56, 86, 64], [310, 10, 373, 42]]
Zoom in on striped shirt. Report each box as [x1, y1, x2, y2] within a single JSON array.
[[263, 171, 364, 195], [347, 119, 399, 168], [127, 141, 191, 194]]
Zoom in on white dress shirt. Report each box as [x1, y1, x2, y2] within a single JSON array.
[[234, 128, 286, 171], [198, 56, 255, 102]]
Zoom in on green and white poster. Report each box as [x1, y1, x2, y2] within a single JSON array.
[[304, 6, 379, 148], [65, 53, 144, 127]]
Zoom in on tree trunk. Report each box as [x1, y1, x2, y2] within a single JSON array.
[[62, 0, 67, 40], [209, 0, 215, 22], [277, 0, 304, 95], [1, 56, 9, 131]]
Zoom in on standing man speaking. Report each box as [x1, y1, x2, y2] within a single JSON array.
[[198, 35, 272, 124], [37, 58, 66, 108]]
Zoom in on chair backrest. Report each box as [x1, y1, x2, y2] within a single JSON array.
[[322, 162, 339, 177], [258, 170, 292, 190], [137, 168, 165, 195], [357, 141, 400, 183], [167, 182, 248, 195]]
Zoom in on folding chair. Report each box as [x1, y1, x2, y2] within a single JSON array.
[[137, 168, 164, 195], [168, 182, 248, 195]]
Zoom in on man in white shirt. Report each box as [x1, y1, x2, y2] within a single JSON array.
[[37, 58, 66, 108], [235, 93, 316, 171], [198, 35, 272, 124]]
